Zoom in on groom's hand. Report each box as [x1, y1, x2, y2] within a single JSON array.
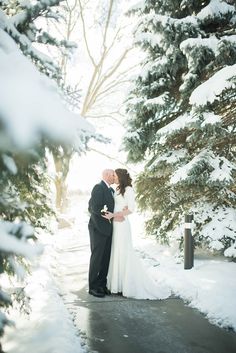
[[101, 211, 113, 220]]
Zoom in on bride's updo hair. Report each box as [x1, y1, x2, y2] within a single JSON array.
[[115, 168, 132, 196]]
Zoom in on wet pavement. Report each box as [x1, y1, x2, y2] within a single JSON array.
[[65, 286, 236, 353]]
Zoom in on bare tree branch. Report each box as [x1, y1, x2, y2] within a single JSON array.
[[88, 147, 136, 173], [83, 47, 130, 114], [78, 0, 97, 67], [87, 114, 124, 124], [102, 0, 114, 52], [95, 79, 131, 100]]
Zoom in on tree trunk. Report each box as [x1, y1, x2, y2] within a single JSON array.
[[55, 174, 67, 211], [52, 147, 73, 213]]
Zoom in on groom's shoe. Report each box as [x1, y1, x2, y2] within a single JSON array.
[[103, 287, 111, 295], [98, 287, 111, 295], [89, 288, 105, 298]]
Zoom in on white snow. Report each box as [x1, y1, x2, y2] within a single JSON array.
[[192, 203, 236, 249], [2, 266, 85, 353], [2, 194, 236, 353], [170, 149, 234, 185], [156, 113, 197, 144], [200, 112, 221, 127], [225, 244, 236, 258], [190, 64, 236, 106], [153, 14, 198, 27], [197, 0, 235, 21], [0, 221, 43, 260], [180, 36, 219, 57], [210, 155, 235, 183], [1, 0, 236, 349], [128, 0, 146, 12], [148, 149, 187, 168], [144, 92, 169, 107], [0, 28, 93, 151], [2, 154, 17, 174], [139, 57, 167, 80]]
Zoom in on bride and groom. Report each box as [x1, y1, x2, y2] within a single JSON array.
[[88, 168, 171, 299]]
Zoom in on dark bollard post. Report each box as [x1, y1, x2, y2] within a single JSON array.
[[184, 214, 194, 269]]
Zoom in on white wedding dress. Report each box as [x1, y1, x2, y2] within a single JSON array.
[[107, 186, 171, 300]]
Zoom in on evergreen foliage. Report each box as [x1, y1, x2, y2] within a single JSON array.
[[0, 0, 85, 345], [125, 0, 236, 256]]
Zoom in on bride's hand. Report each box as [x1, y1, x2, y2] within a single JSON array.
[[113, 214, 125, 222]]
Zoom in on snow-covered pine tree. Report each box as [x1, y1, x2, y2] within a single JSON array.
[[0, 0, 91, 346], [124, 0, 236, 257], [0, 0, 76, 78]]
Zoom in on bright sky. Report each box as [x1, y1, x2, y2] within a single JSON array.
[[66, 151, 118, 192], [63, 0, 141, 192]]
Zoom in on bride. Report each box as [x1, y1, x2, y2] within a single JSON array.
[[103, 168, 171, 300]]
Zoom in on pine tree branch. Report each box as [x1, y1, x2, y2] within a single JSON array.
[[11, 0, 63, 28]]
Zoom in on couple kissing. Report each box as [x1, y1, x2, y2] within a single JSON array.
[[88, 168, 171, 300]]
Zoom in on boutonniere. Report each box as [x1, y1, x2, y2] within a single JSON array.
[[101, 205, 108, 214], [101, 205, 111, 223]]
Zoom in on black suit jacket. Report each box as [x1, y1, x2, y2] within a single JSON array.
[[88, 181, 115, 236]]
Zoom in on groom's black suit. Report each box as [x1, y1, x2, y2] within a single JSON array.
[[88, 180, 114, 292]]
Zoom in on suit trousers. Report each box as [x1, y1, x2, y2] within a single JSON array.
[[88, 224, 112, 290]]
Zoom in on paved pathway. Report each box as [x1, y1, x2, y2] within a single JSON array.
[[55, 228, 236, 353], [67, 288, 236, 353]]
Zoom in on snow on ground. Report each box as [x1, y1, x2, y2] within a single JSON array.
[[2, 237, 86, 353], [2, 192, 236, 352]]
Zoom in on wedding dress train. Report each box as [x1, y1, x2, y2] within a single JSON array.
[[107, 186, 171, 300]]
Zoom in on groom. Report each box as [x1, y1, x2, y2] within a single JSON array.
[[88, 169, 115, 297]]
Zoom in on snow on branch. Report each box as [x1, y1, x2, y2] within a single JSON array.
[[0, 221, 43, 260], [180, 36, 219, 58], [170, 149, 235, 185], [2, 154, 17, 175], [137, 12, 199, 34], [155, 113, 196, 144], [181, 35, 236, 61], [147, 149, 187, 169], [11, 0, 62, 28], [134, 30, 163, 49], [200, 112, 221, 126], [36, 30, 77, 50], [193, 203, 236, 252], [127, 0, 146, 13], [0, 311, 12, 333], [190, 64, 236, 106], [209, 155, 235, 183], [1, 13, 55, 75], [0, 28, 93, 151], [1, 0, 77, 78], [197, 0, 235, 21], [144, 93, 168, 108]]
